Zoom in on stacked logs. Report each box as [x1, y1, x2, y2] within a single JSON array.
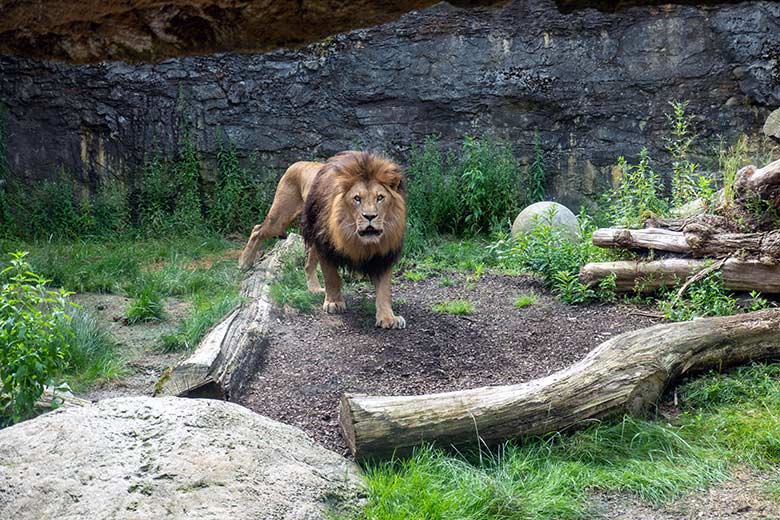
[[580, 159, 780, 294]]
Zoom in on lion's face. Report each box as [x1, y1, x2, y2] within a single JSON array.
[[345, 180, 393, 244]]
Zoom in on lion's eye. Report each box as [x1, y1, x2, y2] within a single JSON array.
[[377, 194, 385, 202], [353, 195, 361, 203]]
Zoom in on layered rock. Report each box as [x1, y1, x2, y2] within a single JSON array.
[[0, 0, 778, 206]]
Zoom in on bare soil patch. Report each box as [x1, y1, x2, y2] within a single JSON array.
[[238, 271, 660, 456], [72, 293, 190, 401]]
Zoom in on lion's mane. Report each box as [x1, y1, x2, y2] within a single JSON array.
[[302, 151, 406, 277]]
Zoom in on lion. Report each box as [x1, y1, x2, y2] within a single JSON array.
[[239, 151, 407, 329]]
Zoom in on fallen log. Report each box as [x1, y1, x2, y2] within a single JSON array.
[[339, 309, 780, 460], [579, 258, 780, 294], [744, 158, 780, 196], [154, 234, 302, 399], [591, 227, 780, 260]]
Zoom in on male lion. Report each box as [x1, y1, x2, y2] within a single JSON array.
[[239, 151, 407, 329]]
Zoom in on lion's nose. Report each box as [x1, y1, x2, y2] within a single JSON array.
[[362, 213, 377, 222]]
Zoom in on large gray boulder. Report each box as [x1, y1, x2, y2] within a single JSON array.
[[511, 201, 581, 241], [0, 397, 364, 520]]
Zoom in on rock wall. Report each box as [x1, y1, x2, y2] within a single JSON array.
[[0, 0, 778, 206]]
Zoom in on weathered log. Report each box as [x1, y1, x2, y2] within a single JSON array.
[[339, 309, 780, 460], [35, 385, 91, 410], [745, 158, 780, 195], [579, 258, 780, 294], [591, 227, 780, 260], [642, 214, 737, 233], [592, 228, 690, 253], [154, 234, 302, 399]]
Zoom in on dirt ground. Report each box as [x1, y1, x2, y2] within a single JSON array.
[[238, 271, 660, 455], [72, 293, 190, 401]]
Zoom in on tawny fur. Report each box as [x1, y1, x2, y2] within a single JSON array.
[[239, 151, 407, 329]]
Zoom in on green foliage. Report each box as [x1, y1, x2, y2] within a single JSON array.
[[718, 135, 749, 204], [346, 361, 780, 520], [513, 293, 537, 308], [65, 307, 124, 390], [160, 290, 239, 352], [403, 270, 428, 282], [524, 130, 546, 206], [269, 244, 324, 312], [492, 209, 607, 303], [125, 282, 165, 324], [208, 141, 277, 234], [459, 136, 522, 235], [657, 271, 737, 321], [0, 252, 74, 424], [605, 149, 667, 228], [432, 299, 475, 315]]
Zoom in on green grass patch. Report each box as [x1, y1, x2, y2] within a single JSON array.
[[160, 290, 240, 352], [403, 270, 428, 282], [343, 362, 780, 519], [513, 293, 537, 308], [438, 277, 455, 287], [64, 307, 124, 390], [125, 284, 166, 324], [269, 244, 324, 313], [432, 300, 475, 315]]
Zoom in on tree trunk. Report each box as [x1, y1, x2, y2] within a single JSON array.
[[591, 228, 780, 260], [339, 310, 780, 460], [579, 258, 780, 294], [154, 234, 302, 399]]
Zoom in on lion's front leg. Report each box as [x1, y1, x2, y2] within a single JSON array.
[[372, 269, 406, 329], [319, 257, 346, 313]]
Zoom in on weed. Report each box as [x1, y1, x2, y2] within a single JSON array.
[[269, 244, 324, 312], [605, 149, 667, 228], [403, 270, 428, 282], [719, 135, 749, 204], [125, 283, 165, 324], [523, 129, 546, 206], [65, 307, 124, 390], [657, 271, 737, 321], [513, 293, 537, 308], [432, 300, 475, 315], [0, 252, 74, 424], [438, 277, 455, 287], [160, 290, 239, 352], [553, 270, 596, 304]]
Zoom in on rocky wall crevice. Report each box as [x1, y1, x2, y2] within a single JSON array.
[[0, 0, 778, 207]]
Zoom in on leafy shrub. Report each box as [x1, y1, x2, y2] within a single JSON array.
[[458, 135, 521, 235], [0, 252, 74, 424], [604, 149, 667, 228], [657, 271, 737, 321], [208, 141, 278, 235], [524, 129, 547, 206]]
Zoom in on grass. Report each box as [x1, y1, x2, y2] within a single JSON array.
[[269, 243, 324, 312], [432, 300, 475, 315], [64, 307, 125, 391], [343, 362, 780, 520], [513, 293, 537, 308], [0, 233, 243, 385]]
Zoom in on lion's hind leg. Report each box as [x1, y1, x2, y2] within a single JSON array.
[[304, 244, 324, 294], [238, 173, 304, 271]]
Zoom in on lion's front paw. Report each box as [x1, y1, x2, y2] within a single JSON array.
[[323, 299, 347, 313], [376, 314, 406, 329]]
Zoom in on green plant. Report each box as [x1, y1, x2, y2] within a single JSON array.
[[524, 129, 546, 206], [432, 299, 475, 315], [438, 277, 455, 287], [747, 290, 771, 312], [459, 135, 521, 235], [65, 307, 124, 390], [513, 293, 537, 308], [552, 270, 596, 304], [269, 245, 324, 312], [658, 271, 737, 321], [403, 270, 428, 282], [0, 252, 74, 424], [160, 290, 239, 352], [718, 135, 749, 205], [125, 282, 165, 324], [605, 149, 667, 228]]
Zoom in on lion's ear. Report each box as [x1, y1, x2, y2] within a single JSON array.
[[386, 168, 405, 194]]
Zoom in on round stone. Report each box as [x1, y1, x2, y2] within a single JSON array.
[[511, 201, 581, 240]]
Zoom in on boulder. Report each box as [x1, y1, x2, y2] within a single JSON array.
[[511, 201, 581, 241], [0, 397, 364, 520], [763, 108, 780, 140]]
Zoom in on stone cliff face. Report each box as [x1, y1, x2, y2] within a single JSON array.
[[1, 0, 778, 206]]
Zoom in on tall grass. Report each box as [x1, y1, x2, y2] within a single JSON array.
[[344, 362, 780, 520], [65, 307, 124, 390]]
